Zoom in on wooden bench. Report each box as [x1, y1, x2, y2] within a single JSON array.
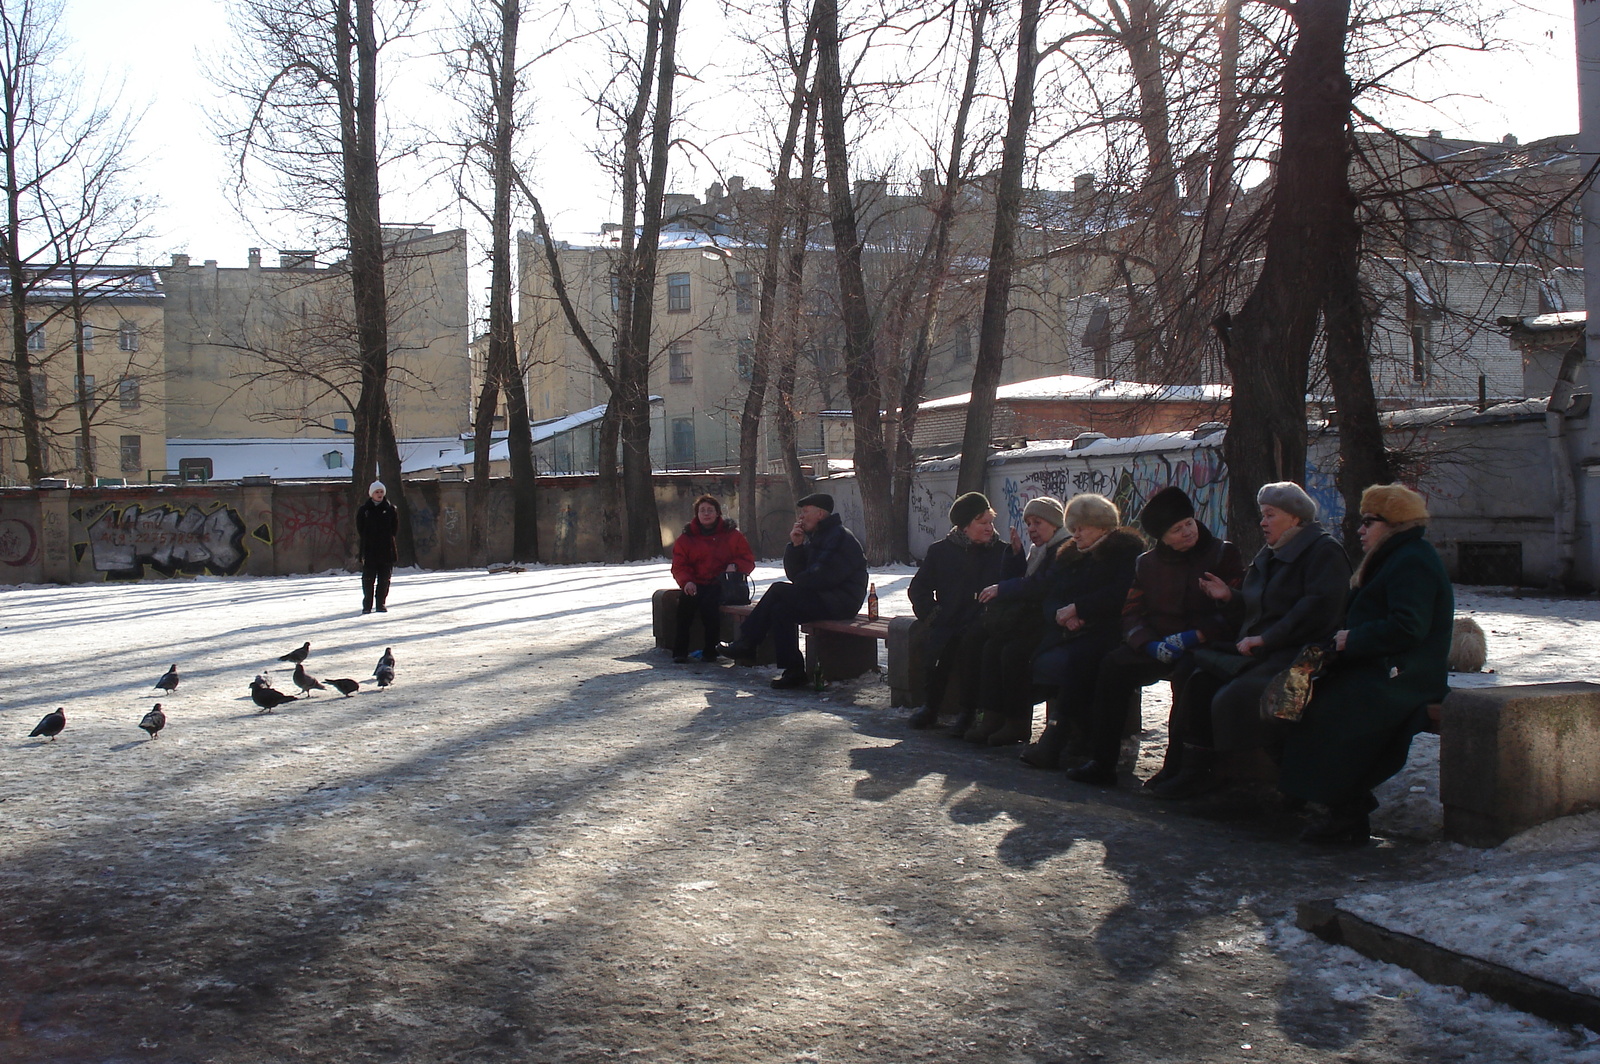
[[802, 615, 889, 682]]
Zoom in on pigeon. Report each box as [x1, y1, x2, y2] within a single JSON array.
[[154, 664, 179, 693], [374, 647, 395, 688], [292, 662, 327, 697], [279, 641, 311, 664], [249, 677, 297, 713], [327, 678, 360, 698], [29, 707, 65, 740], [139, 703, 167, 739]]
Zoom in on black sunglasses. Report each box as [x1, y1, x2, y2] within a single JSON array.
[[1359, 514, 1387, 528]]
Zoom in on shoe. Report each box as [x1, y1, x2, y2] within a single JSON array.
[[1146, 746, 1221, 801], [1299, 810, 1371, 846], [673, 655, 691, 664], [701, 648, 723, 663], [1064, 759, 1118, 787], [376, 606, 387, 613], [1142, 743, 1183, 790], [986, 718, 1032, 746], [907, 706, 939, 729], [719, 642, 754, 662], [963, 712, 1003, 744], [945, 710, 976, 738], [362, 608, 372, 615], [770, 668, 810, 690], [1019, 742, 1060, 770]]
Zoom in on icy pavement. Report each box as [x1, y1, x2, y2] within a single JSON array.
[[1, 565, 1597, 1061]]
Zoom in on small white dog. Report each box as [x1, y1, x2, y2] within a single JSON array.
[[1448, 616, 1488, 673]]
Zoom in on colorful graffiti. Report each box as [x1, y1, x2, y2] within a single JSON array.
[[999, 446, 1229, 535], [0, 517, 38, 566], [87, 503, 248, 577]]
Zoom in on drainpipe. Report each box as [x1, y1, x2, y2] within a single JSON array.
[[1547, 338, 1584, 589]]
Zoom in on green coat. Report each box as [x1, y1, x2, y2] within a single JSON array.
[[1279, 526, 1454, 804]]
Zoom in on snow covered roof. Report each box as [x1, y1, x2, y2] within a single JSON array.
[[1, 265, 163, 301], [917, 373, 1230, 412], [1498, 311, 1586, 332], [164, 437, 458, 481]]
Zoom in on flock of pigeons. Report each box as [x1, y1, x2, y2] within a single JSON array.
[[26, 642, 398, 743]]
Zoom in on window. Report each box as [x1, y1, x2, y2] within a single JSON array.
[[1410, 324, 1432, 384], [31, 371, 47, 405], [735, 271, 755, 314], [951, 319, 973, 364], [610, 275, 621, 313], [178, 457, 213, 482], [74, 436, 94, 470], [666, 272, 691, 312], [118, 321, 139, 352], [80, 322, 94, 351], [668, 340, 693, 382], [25, 320, 43, 351], [119, 435, 142, 473], [322, 450, 344, 469], [806, 289, 829, 317], [333, 416, 349, 432], [670, 416, 695, 465], [75, 374, 95, 404], [736, 338, 756, 380], [119, 376, 140, 410]]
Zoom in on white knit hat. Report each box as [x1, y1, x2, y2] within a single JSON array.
[[369, 480, 386, 496]]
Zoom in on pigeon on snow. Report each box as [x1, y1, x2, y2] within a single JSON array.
[[292, 662, 327, 697], [373, 647, 396, 688], [139, 703, 167, 739], [250, 676, 297, 713], [29, 708, 66, 740], [279, 641, 311, 664], [327, 678, 360, 698], [154, 664, 179, 693]]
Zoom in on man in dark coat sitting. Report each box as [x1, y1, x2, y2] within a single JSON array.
[[721, 492, 869, 689]]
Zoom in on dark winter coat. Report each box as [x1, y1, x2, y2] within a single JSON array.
[[356, 498, 399, 567], [980, 525, 1073, 640], [1038, 527, 1146, 650], [1122, 522, 1245, 649], [671, 517, 756, 589], [1221, 521, 1351, 654], [1279, 526, 1454, 804], [909, 529, 1008, 652], [783, 512, 869, 620]]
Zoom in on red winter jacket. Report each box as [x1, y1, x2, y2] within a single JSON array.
[[671, 517, 756, 589]]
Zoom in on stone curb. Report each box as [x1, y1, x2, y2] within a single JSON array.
[[1297, 899, 1600, 1031]]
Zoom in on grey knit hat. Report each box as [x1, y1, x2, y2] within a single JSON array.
[[1022, 496, 1065, 529], [1256, 481, 1317, 524]]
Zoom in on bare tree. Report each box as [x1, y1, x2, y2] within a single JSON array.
[[220, 0, 419, 563]]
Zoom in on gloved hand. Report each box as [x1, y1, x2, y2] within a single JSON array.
[[1145, 629, 1201, 664]]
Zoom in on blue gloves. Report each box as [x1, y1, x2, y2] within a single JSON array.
[[1144, 629, 1201, 664]]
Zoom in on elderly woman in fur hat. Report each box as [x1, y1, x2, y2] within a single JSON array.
[[1150, 481, 1351, 799], [1277, 483, 1454, 845], [907, 492, 1009, 731]]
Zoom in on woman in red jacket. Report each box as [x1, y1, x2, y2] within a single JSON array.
[[671, 495, 756, 663]]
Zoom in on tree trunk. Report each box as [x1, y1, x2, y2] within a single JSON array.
[[1217, 0, 1352, 556], [738, 18, 817, 556], [890, 0, 988, 559], [813, 0, 892, 563], [956, 0, 1040, 496], [1323, 202, 1390, 549]]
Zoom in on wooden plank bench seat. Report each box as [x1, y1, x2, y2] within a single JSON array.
[[800, 615, 889, 681]]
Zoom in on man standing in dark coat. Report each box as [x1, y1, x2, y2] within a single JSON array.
[[356, 480, 400, 614], [721, 492, 868, 689]]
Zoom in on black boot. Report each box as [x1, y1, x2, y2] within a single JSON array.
[[1021, 713, 1070, 769], [946, 709, 976, 738], [1300, 792, 1376, 846], [907, 705, 939, 729], [1142, 740, 1184, 791], [1147, 745, 1221, 800]]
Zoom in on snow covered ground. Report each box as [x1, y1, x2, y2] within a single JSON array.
[[2, 563, 1598, 1062]]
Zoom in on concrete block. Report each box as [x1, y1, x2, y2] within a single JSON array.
[[805, 627, 880, 681], [886, 616, 927, 708], [1440, 681, 1600, 846], [650, 587, 749, 655]]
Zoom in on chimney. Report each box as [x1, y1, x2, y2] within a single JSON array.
[[1074, 172, 1096, 195], [247, 247, 261, 268], [170, 253, 190, 268], [728, 176, 744, 195]]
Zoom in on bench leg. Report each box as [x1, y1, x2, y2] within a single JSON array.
[[806, 629, 880, 681]]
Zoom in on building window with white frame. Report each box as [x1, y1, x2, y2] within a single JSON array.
[[736, 338, 755, 380], [118, 321, 140, 352], [79, 322, 94, 351], [119, 376, 141, 409], [735, 271, 755, 314], [75, 374, 95, 404], [119, 434, 142, 473], [666, 272, 691, 312], [26, 320, 44, 350], [668, 340, 693, 382]]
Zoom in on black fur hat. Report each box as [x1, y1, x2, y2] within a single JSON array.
[[948, 492, 992, 529], [1137, 486, 1195, 539]]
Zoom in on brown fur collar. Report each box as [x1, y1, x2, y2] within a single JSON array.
[[1056, 525, 1146, 564]]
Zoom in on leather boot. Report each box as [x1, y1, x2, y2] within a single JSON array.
[[962, 710, 1004, 744], [946, 708, 976, 738], [986, 713, 1032, 746], [1021, 712, 1070, 769], [907, 705, 939, 729], [1142, 740, 1184, 791], [1147, 745, 1222, 800]]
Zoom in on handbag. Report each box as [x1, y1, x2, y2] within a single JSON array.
[[1259, 642, 1333, 722], [718, 570, 752, 606]]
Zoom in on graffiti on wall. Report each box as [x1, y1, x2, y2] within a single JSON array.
[[0, 517, 38, 567], [275, 498, 344, 553], [999, 446, 1228, 535], [86, 503, 248, 577]]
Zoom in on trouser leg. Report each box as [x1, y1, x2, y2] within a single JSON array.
[[1084, 646, 1170, 766], [695, 581, 724, 656], [673, 589, 700, 657], [361, 567, 376, 611], [374, 566, 391, 609]]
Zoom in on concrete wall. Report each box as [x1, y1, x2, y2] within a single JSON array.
[[0, 474, 803, 585]]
